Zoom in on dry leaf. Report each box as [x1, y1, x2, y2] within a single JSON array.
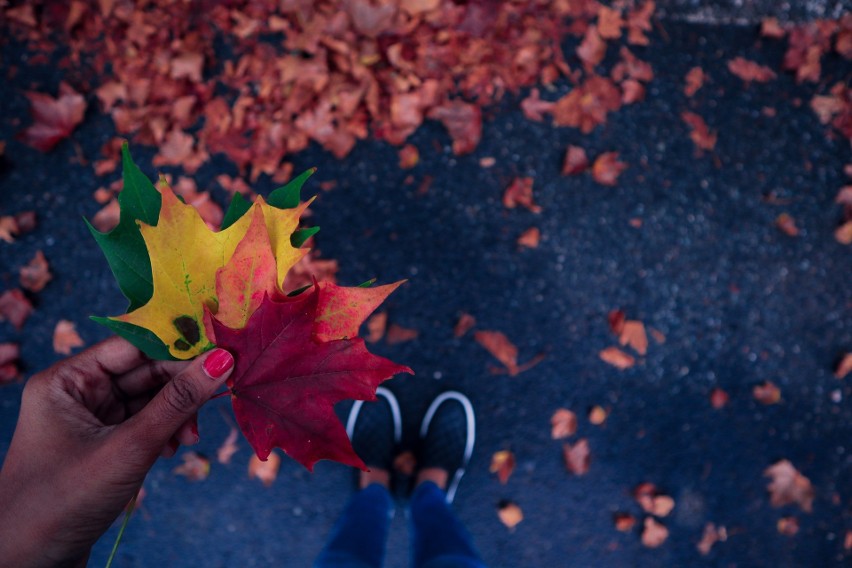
[[614, 512, 636, 532], [497, 500, 523, 530], [592, 152, 627, 186], [385, 323, 419, 344], [777, 516, 799, 536], [765, 460, 814, 512], [248, 451, 281, 487], [651, 495, 675, 517], [710, 388, 730, 409], [393, 450, 417, 476], [366, 312, 387, 343], [550, 409, 578, 439], [217, 428, 239, 464], [682, 111, 717, 152], [761, 18, 786, 39], [173, 451, 210, 481], [776, 213, 799, 236], [52, 320, 85, 355], [588, 405, 608, 425], [600, 347, 635, 370], [19, 251, 52, 292], [728, 57, 777, 83], [836, 221, 852, 245], [641, 517, 669, 548], [0, 290, 33, 330], [503, 177, 542, 213], [453, 313, 476, 338], [517, 227, 540, 248], [753, 381, 781, 405], [562, 145, 589, 176], [475, 330, 543, 376], [684, 67, 706, 97], [398, 144, 419, 169], [490, 450, 516, 485], [835, 353, 852, 379], [619, 320, 648, 355], [563, 438, 590, 475], [697, 522, 727, 555]]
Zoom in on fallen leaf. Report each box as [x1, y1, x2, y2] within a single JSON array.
[[552, 77, 622, 134], [427, 100, 481, 155], [92, 199, 121, 232], [761, 18, 786, 39], [475, 330, 542, 376], [641, 517, 669, 548], [497, 500, 523, 530], [248, 451, 281, 487], [550, 409, 578, 439], [173, 451, 211, 481], [681, 111, 717, 152], [775, 213, 799, 236], [753, 381, 781, 405], [503, 177, 542, 213], [453, 313, 476, 338], [592, 152, 628, 186], [835, 353, 852, 379], [479, 157, 496, 168], [385, 323, 419, 345], [0, 289, 33, 330], [597, 6, 624, 39], [607, 309, 626, 335], [697, 522, 727, 555], [520, 88, 555, 122], [613, 512, 636, 532], [213, 289, 412, 470], [619, 320, 648, 356], [52, 320, 85, 355], [398, 144, 419, 169], [650, 495, 675, 517], [517, 227, 540, 248], [393, 450, 417, 476], [563, 438, 590, 475], [600, 347, 635, 369], [0, 343, 20, 384], [562, 145, 589, 176], [577, 25, 606, 70], [19, 251, 52, 292], [836, 221, 852, 245], [765, 459, 814, 512], [18, 82, 87, 152], [490, 450, 516, 485], [366, 312, 388, 343], [217, 428, 239, 464], [728, 57, 777, 84], [684, 67, 706, 97], [777, 516, 799, 536], [710, 388, 730, 409], [588, 405, 608, 425]]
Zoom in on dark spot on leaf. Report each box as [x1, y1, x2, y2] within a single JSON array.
[[173, 315, 200, 345], [174, 339, 192, 351]]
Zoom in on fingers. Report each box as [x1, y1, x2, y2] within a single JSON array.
[[113, 359, 190, 398], [71, 336, 149, 381], [115, 349, 234, 464]]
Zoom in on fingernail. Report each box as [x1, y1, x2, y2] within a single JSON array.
[[203, 348, 234, 379]]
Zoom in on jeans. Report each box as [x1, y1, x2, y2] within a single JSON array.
[[314, 482, 486, 568]]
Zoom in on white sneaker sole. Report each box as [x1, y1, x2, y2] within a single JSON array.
[[346, 386, 403, 445], [419, 391, 476, 504]]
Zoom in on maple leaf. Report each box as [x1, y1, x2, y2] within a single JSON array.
[[563, 438, 591, 475], [18, 82, 86, 152], [453, 313, 476, 338], [592, 152, 628, 186], [641, 517, 669, 548], [0, 289, 33, 330], [489, 450, 516, 485], [313, 281, 404, 342], [53, 320, 85, 355], [19, 251, 52, 292], [497, 500, 523, 530], [212, 289, 412, 470], [474, 330, 543, 376], [550, 409, 578, 440], [764, 460, 814, 512]]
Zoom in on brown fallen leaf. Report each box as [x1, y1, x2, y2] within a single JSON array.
[[453, 313, 476, 338], [697, 522, 727, 555], [563, 438, 590, 475], [728, 57, 777, 84], [844, 529, 852, 551], [562, 145, 589, 176], [775, 213, 799, 236], [619, 320, 648, 356], [710, 388, 730, 409], [641, 517, 669, 548], [92, 198, 121, 232], [588, 405, 608, 425], [550, 408, 578, 440], [684, 67, 706, 97], [597, 6, 624, 40], [0, 289, 33, 330], [835, 353, 852, 379], [577, 25, 606, 71], [613, 512, 636, 532], [681, 111, 717, 152], [592, 152, 627, 186], [651, 495, 675, 518], [0, 343, 20, 384], [217, 428, 239, 464], [761, 18, 787, 39], [53, 320, 85, 355], [385, 323, 418, 345], [398, 144, 419, 169], [490, 450, 516, 485], [836, 221, 852, 245], [777, 516, 799, 536], [173, 451, 210, 481], [479, 157, 496, 168], [248, 451, 281, 487], [19, 251, 52, 293], [765, 460, 814, 512], [366, 312, 388, 343], [18, 82, 87, 152], [427, 100, 481, 156], [497, 500, 523, 530], [475, 330, 543, 376], [503, 177, 542, 213], [753, 381, 781, 405], [599, 347, 635, 370], [517, 227, 540, 248], [607, 309, 626, 335], [520, 88, 555, 122]]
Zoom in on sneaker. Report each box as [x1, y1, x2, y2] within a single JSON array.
[[418, 391, 476, 504], [346, 386, 402, 471]]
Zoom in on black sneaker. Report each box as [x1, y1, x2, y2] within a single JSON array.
[[345, 386, 402, 472], [418, 391, 476, 503]]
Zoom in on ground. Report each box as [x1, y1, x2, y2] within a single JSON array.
[[1, 12, 851, 568]]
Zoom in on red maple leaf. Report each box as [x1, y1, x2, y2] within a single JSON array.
[[212, 287, 412, 471], [18, 82, 87, 152]]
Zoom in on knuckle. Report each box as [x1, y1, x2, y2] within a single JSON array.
[[160, 374, 200, 415]]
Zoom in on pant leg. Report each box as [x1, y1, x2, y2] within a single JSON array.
[[410, 481, 487, 568], [314, 483, 393, 568]]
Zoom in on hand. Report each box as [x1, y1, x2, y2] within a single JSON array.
[[0, 337, 234, 568]]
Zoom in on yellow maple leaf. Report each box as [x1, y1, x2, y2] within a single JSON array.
[[111, 182, 309, 359]]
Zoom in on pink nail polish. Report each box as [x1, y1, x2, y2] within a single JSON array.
[[203, 349, 234, 379]]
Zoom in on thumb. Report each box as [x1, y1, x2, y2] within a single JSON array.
[[119, 348, 234, 460]]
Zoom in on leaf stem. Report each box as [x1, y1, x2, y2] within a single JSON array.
[[105, 489, 139, 568]]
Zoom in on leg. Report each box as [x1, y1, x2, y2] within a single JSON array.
[[314, 483, 393, 568], [410, 481, 486, 568]]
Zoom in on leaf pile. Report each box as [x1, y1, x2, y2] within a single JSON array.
[[88, 145, 411, 469]]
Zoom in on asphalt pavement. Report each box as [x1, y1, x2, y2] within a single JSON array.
[[1, 18, 851, 568]]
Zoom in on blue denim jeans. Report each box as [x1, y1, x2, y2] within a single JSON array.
[[314, 482, 486, 568]]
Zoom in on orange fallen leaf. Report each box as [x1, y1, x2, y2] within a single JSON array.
[[682, 111, 717, 152], [0, 290, 33, 330], [562, 145, 589, 176], [19, 251, 52, 292], [173, 451, 211, 481], [613, 512, 636, 532], [765, 460, 814, 512], [600, 347, 635, 370], [385, 323, 419, 345], [503, 177, 542, 213], [753, 381, 781, 405], [597, 6, 624, 40], [684, 67, 706, 97], [607, 309, 626, 335], [475, 330, 543, 376], [761, 17, 786, 39], [497, 500, 523, 530], [453, 313, 476, 338], [650, 495, 675, 517], [366, 312, 387, 343], [710, 388, 730, 409], [550, 408, 578, 439], [777, 516, 799, 536], [92, 198, 121, 232], [592, 152, 628, 186], [835, 221, 852, 245], [398, 144, 419, 169], [641, 517, 669, 548], [52, 320, 85, 355], [588, 405, 608, 425], [517, 227, 540, 248], [577, 25, 606, 71], [563, 438, 590, 475], [248, 451, 281, 487], [479, 157, 496, 168], [217, 428, 239, 464], [490, 450, 516, 485], [835, 353, 852, 379], [728, 57, 777, 84], [775, 213, 799, 236], [697, 522, 727, 555], [619, 320, 648, 356]]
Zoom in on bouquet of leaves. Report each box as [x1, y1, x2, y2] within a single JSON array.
[[87, 145, 411, 470]]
